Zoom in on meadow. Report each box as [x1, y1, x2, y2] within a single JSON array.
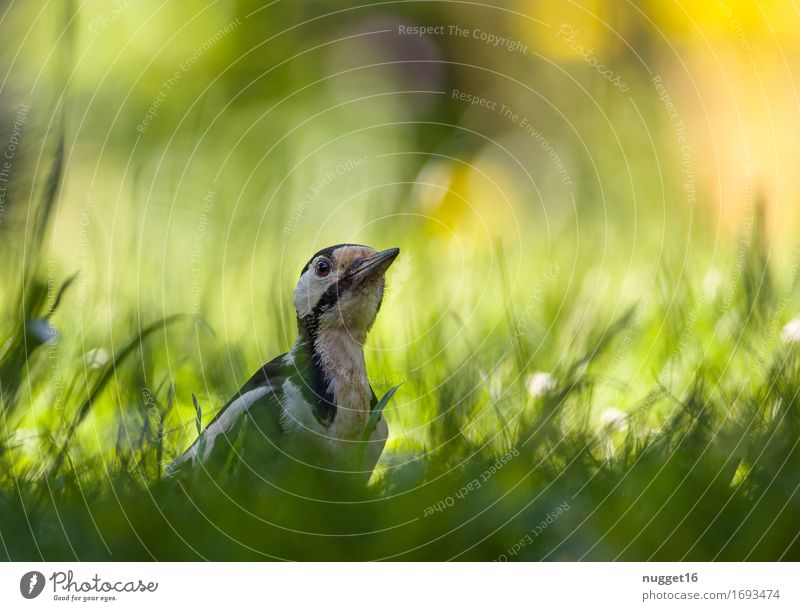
[[1, 1, 799, 561]]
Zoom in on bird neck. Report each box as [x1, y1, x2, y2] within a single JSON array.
[[315, 328, 372, 439], [294, 322, 371, 428], [312, 327, 368, 391]]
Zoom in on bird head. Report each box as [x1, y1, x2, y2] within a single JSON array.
[[294, 244, 400, 342]]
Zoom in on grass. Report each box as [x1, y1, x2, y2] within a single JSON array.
[[1, 54, 799, 559], [1, 158, 799, 561]]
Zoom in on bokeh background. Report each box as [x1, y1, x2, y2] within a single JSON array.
[[1, 0, 799, 560]]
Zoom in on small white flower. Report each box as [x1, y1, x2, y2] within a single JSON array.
[[526, 372, 556, 397], [85, 347, 110, 369], [702, 268, 724, 299], [599, 407, 628, 432], [781, 319, 800, 344]]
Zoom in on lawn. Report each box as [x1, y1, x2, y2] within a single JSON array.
[[1, 0, 799, 561]]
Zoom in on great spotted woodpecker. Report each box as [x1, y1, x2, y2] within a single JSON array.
[[168, 244, 400, 490]]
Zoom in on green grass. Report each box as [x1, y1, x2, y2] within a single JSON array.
[[1, 140, 799, 561], [1, 2, 799, 558]]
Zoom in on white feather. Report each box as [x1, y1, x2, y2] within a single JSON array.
[[293, 267, 336, 318], [174, 385, 272, 469]]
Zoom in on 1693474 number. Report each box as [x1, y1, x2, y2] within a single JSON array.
[[733, 589, 780, 600]]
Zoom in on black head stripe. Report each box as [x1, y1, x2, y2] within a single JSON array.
[[300, 276, 351, 332], [299, 243, 368, 277], [313, 282, 341, 317]]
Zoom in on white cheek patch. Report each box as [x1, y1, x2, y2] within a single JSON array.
[[293, 269, 336, 318]]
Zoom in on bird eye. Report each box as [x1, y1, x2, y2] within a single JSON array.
[[314, 258, 332, 277]]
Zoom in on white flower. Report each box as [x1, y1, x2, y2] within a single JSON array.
[[526, 372, 556, 397], [599, 407, 628, 432], [781, 319, 800, 344], [702, 268, 724, 299], [85, 347, 110, 369]]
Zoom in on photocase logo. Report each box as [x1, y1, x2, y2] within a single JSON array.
[[19, 571, 45, 599]]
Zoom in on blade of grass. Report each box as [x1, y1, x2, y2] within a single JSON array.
[[49, 314, 192, 478]]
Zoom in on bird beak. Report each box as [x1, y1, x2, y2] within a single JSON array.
[[346, 248, 400, 283]]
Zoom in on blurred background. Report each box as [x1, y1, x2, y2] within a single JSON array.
[[1, 1, 800, 560]]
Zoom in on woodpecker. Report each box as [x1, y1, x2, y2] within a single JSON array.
[[167, 244, 400, 489]]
